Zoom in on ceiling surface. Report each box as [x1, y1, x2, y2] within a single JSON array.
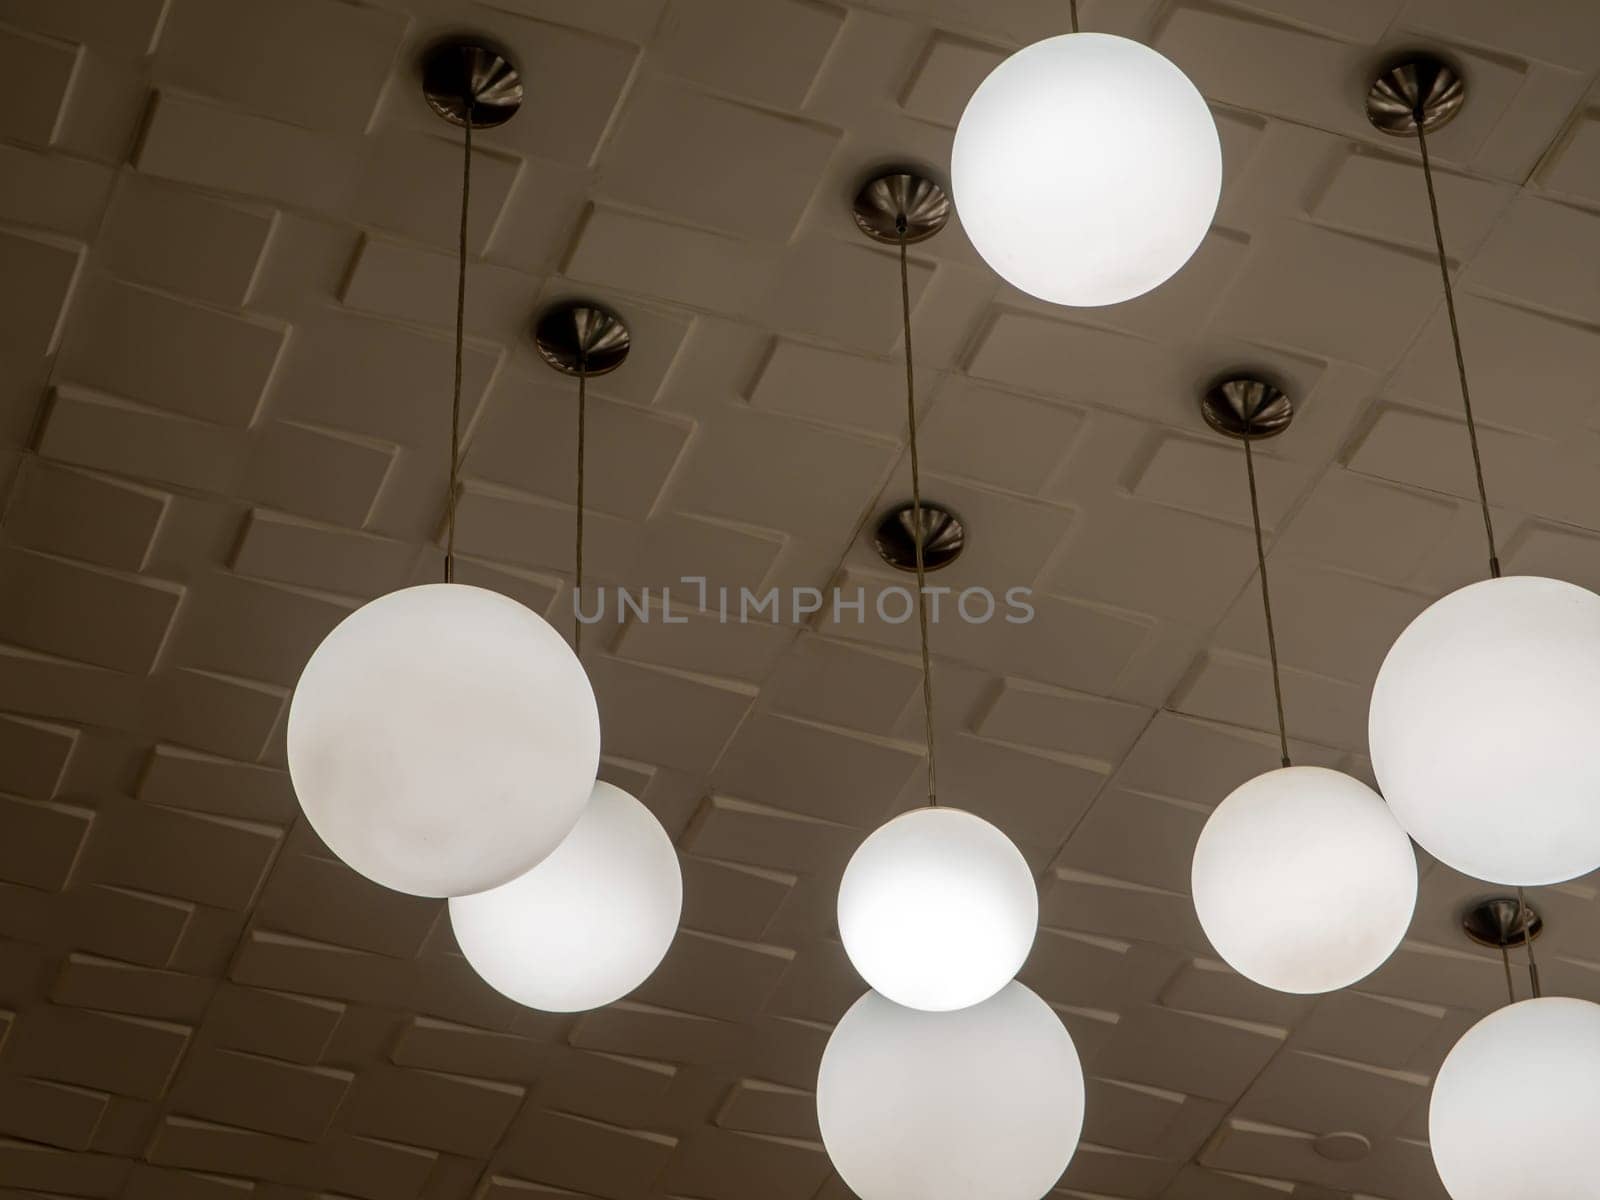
[[2, 1, 1600, 1198]]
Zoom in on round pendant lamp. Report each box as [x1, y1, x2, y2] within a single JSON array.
[[1189, 380, 1416, 994], [838, 806, 1038, 1012], [288, 583, 599, 898], [1369, 575, 1600, 886], [817, 983, 1084, 1200], [837, 173, 1036, 1013], [1430, 997, 1600, 1200], [951, 30, 1221, 307], [1192, 765, 1417, 993], [288, 44, 599, 900], [449, 781, 681, 1012]]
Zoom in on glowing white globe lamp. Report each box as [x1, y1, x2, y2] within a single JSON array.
[[951, 32, 1222, 307], [1369, 576, 1600, 886], [449, 781, 681, 1012], [837, 807, 1037, 1012], [1192, 766, 1417, 994], [288, 583, 600, 898], [817, 982, 1083, 1200], [1430, 997, 1600, 1200]]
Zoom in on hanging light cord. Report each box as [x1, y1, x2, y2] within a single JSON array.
[[1415, 109, 1499, 579], [445, 98, 473, 583], [1241, 434, 1292, 769], [574, 355, 588, 654], [1517, 885, 1543, 998], [1069, 0, 1080, 33], [898, 217, 938, 807]]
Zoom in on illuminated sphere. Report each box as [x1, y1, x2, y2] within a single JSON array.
[[449, 782, 681, 1012], [288, 583, 599, 898], [1370, 576, 1600, 885], [837, 807, 1037, 1011], [817, 982, 1084, 1200], [952, 33, 1222, 307], [1191, 766, 1417, 994], [1430, 997, 1600, 1200]]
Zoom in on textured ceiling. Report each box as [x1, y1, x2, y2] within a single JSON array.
[[2, 0, 1600, 1198]]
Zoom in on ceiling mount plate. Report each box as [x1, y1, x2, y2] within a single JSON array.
[[1367, 54, 1464, 136], [1200, 378, 1293, 441], [852, 170, 951, 245], [534, 302, 631, 377], [422, 39, 523, 128], [873, 502, 965, 572], [1463, 896, 1543, 950]]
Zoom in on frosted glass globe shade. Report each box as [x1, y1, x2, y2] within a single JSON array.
[[951, 33, 1222, 307], [449, 782, 681, 1012], [817, 982, 1083, 1200], [1369, 576, 1600, 885], [1430, 997, 1600, 1200], [1191, 766, 1417, 994], [837, 807, 1037, 1011], [288, 583, 599, 898]]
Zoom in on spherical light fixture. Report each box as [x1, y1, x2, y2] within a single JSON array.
[[1192, 766, 1417, 994], [288, 583, 599, 898], [837, 807, 1037, 1012], [951, 32, 1222, 307], [1369, 576, 1600, 886], [449, 781, 681, 1012], [1430, 997, 1600, 1200], [817, 982, 1083, 1200]]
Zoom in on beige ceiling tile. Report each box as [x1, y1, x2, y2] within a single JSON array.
[[714, 1078, 817, 1141], [342, 1066, 522, 1158], [0, 25, 78, 146], [663, 1127, 831, 1200], [1399, 0, 1600, 72], [136, 91, 358, 210], [0, 0, 164, 54], [974, 679, 1150, 765], [170, 573, 347, 688], [0, 549, 181, 674], [900, 32, 1005, 128], [600, 77, 840, 241], [142, 667, 284, 764], [391, 1018, 542, 1087], [1098, 1004, 1286, 1104], [206, 984, 342, 1066], [764, 635, 922, 736], [1130, 432, 1305, 530], [1061, 1141, 1181, 1199], [1467, 194, 1600, 325], [0, 142, 115, 239], [347, 132, 520, 253], [747, 339, 907, 439], [1538, 108, 1600, 203], [1275, 468, 1455, 583], [256, 854, 437, 959], [1390, 295, 1600, 439], [588, 656, 753, 772], [0, 1138, 131, 1196], [6, 461, 167, 573], [0, 1075, 108, 1152], [613, 601, 796, 684], [1043, 870, 1210, 957], [168, 1048, 351, 1142], [86, 803, 279, 911], [0, 227, 82, 362], [1290, 991, 1445, 1070], [1311, 146, 1509, 257], [757, 236, 934, 355], [540, 1046, 678, 1131], [155, 0, 405, 132], [124, 1162, 274, 1198], [1227, 0, 1404, 39], [1211, 222, 1442, 369], [764, 939, 858, 1025], [339, 235, 534, 334], [1505, 521, 1600, 594], [60, 280, 286, 427], [1087, 227, 1253, 344], [468, 381, 690, 519], [1159, 958, 1311, 1031], [918, 382, 1085, 494], [1058, 788, 1207, 895], [683, 795, 859, 876], [939, 734, 1104, 847], [1023, 931, 1180, 1014], [713, 712, 920, 827], [99, 177, 276, 309], [67, 885, 192, 971], [8, 1007, 190, 1101], [680, 856, 794, 942], [231, 510, 416, 599], [49, 952, 211, 1023], [566, 206, 782, 314], [38, 386, 249, 495], [1172, 651, 1369, 751], [0, 795, 92, 890], [496, 1109, 676, 1199], [0, 713, 76, 799], [657, 0, 844, 108], [670, 406, 894, 538], [1359, 940, 1511, 1011]]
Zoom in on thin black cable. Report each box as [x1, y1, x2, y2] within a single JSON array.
[[898, 217, 938, 807], [445, 100, 472, 583], [1069, 0, 1080, 33], [574, 356, 587, 654], [1499, 942, 1517, 1006], [1517, 886, 1542, 998], [1242, 434, 1291, 769], [1415, 110, 1499, 579]]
